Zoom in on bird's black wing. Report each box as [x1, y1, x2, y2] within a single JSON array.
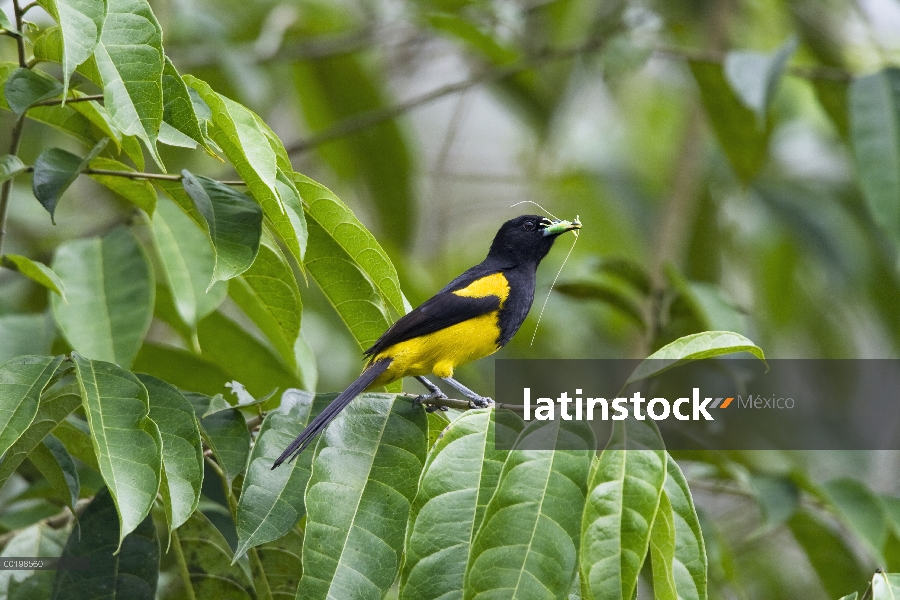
[[364, 264, 504, 358]]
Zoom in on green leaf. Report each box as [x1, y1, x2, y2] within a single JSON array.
[[171, 509, 255, 599], [150, 196, 227, 338], [664, 455, 708, 600], [399, 410, 506, 600], [181, 170, 262, 286], [292, 54, 415, 246], [252, 526, 304, 599], [466, 418, 593, 600], [580, 420, 666, 600], [132, 343, 231, 396], [295, 172, 405, 316], [32, 138, 108, 223], [723, 37, 797, 120], [0, 154, 26, 183], [0, 355, 63, 458], [51, 487, 158, 600], [304, 213, 393, 353], [0, 64, 98, 149], [28, 433, 80, 510], [0, 382, 82, 493], [0, 523, 69, 600], [51, 227, 154, 368], [93, 0, 164, 168], [626, 331, 767, 385], [823, 478, 890, 561], [87, 156, 157, 214], [0, 9, 12, 32], [649, 490, 677, 600], [851, 68, 900, 243], [1, 254, 67, 300], [813, 78, 849, 138], [196, 311, 301, 399], [233, 390, 324, 558], [72, 353, 162, 544], [690, 61, 770, 182], [184, 76, 306, 265], [554, 280, 646, 328], [298, 394, 427, 600], [137, 374, 203, 532], [0, 314, 55, 363], [162, 57, 214, 154], [874, 573, 900, 600], [787, 508, 869, 599], [186, 391, 250, 486], [36, 0, 106, 96], [229, 232, 301, 374], [3, 67, 63, 116], [52, 416, 98, 469]]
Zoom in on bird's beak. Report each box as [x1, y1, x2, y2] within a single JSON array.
[[542, 218, 582, 236]]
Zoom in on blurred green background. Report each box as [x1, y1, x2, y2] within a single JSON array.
[[3, 0, 900, 597]]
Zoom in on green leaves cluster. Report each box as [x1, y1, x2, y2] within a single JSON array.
[[0, 331, 768, 599]]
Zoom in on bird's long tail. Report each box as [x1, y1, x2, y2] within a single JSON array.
[[272, 358, 392, 469]]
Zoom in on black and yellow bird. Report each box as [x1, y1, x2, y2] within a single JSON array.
[[272, 214, 581, 468]]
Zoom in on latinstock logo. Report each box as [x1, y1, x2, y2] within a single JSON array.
[[521, 388, 793, 422]]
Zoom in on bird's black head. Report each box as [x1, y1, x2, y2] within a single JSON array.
[[486, 214, 581, 266]]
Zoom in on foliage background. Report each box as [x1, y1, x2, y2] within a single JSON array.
[[3, 0, 900, 599]]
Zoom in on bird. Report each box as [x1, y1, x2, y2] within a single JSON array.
[[272, 214, 582, 468]]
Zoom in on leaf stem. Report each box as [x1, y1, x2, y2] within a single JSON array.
[[20, 165, 246, 186], [31, 94, 105, 107], [20, 2, 39, 16]]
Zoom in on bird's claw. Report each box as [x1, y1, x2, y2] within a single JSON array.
[[413, 389, 449, 412], [468, 395, 494, 409]]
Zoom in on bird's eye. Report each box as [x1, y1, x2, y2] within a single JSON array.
[[523, 220, 536, 231]]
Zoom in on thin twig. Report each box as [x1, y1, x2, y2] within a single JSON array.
[[397, 392, 525, 413], [0, 118, 26, 256], [11, 0, 26, 68], [286, 37, 607, 155], [19, 165, 246, 186], [285, 37, 854, 156], [654, 44, 853, 82], [31, 94, 105, 107], [0, 497, 92, 552]]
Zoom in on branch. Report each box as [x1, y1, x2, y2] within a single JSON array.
[[0, 118, 26, 256], [654, 44, 852, 82], [286, 37, 607, 156], [31, 94, 105, 107], [397, 392, 525, 413], [0, 497, 92, 552], [11, 0, 26, 68], [286, 38, 854, 156], [20, 165, 245, 187]]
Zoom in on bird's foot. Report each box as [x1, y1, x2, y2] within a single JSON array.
[[468, 395, 494, 409], [413, 389, 450, 412]]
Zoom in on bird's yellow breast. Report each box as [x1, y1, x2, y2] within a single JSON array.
[[368, 273, 509, 388]]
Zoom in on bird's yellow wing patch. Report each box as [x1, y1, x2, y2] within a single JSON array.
[[452, 272, 510, 301]]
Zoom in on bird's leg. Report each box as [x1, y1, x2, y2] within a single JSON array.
[[440, 377, 494, 408], [413, 376, 449, 412]]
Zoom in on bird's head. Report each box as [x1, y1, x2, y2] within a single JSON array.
[[487, 214, 581, 266]]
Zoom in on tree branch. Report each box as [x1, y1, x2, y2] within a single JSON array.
[[11, 0, 26, 68], [0, 497, 92, 552], [286, 37, 607, 156], [0, 118, 26, 256], [20, 165, 246, 187], [397, 392, 524, 413], [654, 44, 852, 82], [31, 94, 105, 107]]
